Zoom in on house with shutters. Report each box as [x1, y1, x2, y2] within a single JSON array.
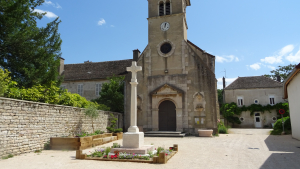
[[59, 58, 132, 101], [224, 76, 285, 128]]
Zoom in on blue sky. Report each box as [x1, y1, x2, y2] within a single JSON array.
[[35, 0, 300, 89]]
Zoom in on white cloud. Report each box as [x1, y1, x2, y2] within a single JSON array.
[[44, 1, 62, 9], [217, 77, 238, 89], [261, 44, 295, 64], [33, 9, 58, 18], [216, 55, 239, 63], [267, 65, 276, 70], [250, 63, 261, 70], [279, 45, 294, 56], [98, 19, 106, 26], [286, 48, 300, 63]]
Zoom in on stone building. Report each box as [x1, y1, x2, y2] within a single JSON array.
[[283, 63, 300, 140], [124, 0, 219, 134], [60, 59, 132, 101], [224, 76, 284, 128]]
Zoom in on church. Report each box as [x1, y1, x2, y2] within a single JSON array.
[[60, 0, 220, 134], [124, 0, 219, 134]]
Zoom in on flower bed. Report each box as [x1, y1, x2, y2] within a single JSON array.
[[50, 133, 117, 150], [76, 144, 178, 164]]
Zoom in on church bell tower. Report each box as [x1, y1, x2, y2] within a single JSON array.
[[147, 0, 191, 76]]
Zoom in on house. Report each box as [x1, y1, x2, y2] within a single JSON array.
[[283, 63, 300, 140], [224, 76, 284, 128], [59, 59, 132, 101]]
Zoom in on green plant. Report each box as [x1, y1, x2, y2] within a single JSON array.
[[106, 113, 123, 133], [84, 104, 99, 133], [2, 154, 13, 160], [104, 147, 111, 156], [148, 150, 154, 158], [156, 147, 164, 156], [44, 141, 51, 150], [95, 130, 104, 135], [271, 116, 291, 135], [34, 150, 42, 153], [217, 120, 228, 134], [112, 143, 121, 148]]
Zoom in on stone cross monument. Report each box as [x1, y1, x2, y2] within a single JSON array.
[[126, 61, 142, 133], [123, 61, 144, 148]]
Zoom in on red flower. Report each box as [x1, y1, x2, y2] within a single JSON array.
[[165, 153, 168, 156], [170, 148, 172, 150]]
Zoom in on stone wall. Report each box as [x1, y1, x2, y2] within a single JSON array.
[[0, 97, 123, 158]]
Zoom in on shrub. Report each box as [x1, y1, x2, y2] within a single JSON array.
[[1, 69, 110, 111], [217, 120, 228, 134], [271, 116, 291, 135], [106, 113, 123, 133]]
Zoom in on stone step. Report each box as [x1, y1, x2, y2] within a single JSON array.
[[144, 131, 182, 134], [145, 134, 185, 137]]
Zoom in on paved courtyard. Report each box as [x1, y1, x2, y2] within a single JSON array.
[[1, 129, 299, 169]]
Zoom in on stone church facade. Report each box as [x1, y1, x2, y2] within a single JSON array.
[[124, 0, 220, 134]]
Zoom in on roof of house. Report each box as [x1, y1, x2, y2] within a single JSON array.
[[224, 76, 283, 90], [283, 63, 300, 99], [62, 59, 133, 81]]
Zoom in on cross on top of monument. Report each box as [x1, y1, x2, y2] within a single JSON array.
[[127, 61, 142, 81]]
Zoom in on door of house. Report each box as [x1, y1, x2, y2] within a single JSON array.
[[254, 113, 262, 128], [159, 100, 176, 131]]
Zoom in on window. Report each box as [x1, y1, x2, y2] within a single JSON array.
[[254, 99, 259, 104], [272, 117, 277, 121], [95, 83, 102, 96], [240, 117, 245, 122], [77, 84, 83, 96], [166, 1, 171, 15], [269, 95, 275, 105], [159, 2, 164, 16], [237, 96, 244, 106]]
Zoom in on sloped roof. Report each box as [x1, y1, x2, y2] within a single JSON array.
[[62, 59, 132, 81], [187, 40, 215, 58], [283, 63, 300, 99], [224, 76, 283, 90]]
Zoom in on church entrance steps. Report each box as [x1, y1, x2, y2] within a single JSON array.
[[144, 131, 185, 137]]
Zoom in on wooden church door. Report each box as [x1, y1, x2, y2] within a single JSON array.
[[159, 100, 176, 131]]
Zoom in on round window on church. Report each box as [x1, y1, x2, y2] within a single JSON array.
[[160, 43, 172, 54]]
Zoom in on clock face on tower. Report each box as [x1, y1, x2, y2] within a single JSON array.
[[161, 22, 170, 31]]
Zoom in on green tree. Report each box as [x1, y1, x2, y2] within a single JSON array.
[[0, 0, 62, 88], [264, 64, 296, 82], [93, 76, 125, 113], [220, 102, 242, 126], [84, 103, 99, 133], [217, 89, 223, 105]]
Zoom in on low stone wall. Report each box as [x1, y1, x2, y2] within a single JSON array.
[[0, 97, 123, 158]]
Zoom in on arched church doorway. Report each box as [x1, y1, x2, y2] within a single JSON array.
[[159, 100, 176, 131]]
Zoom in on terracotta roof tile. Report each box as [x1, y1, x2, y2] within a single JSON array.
[[225, 76, 283, 90], [63, 59, 132, 81]]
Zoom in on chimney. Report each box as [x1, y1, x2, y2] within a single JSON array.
[[222, 77, 226, 89], [58, 57, 65, 75], [133, 49, 140, 61], [276, 76, 281, 82]]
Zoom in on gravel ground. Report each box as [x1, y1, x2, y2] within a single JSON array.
[[1, 129, 300, 169]]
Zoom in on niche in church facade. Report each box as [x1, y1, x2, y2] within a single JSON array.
[[193, 92, 206, 116]]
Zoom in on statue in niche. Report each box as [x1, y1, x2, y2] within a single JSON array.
[[193, 92, 206, 113]]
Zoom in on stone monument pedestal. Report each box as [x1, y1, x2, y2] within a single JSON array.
[[123, 132, 144, 148]]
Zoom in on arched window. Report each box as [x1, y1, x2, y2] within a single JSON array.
[[159, 2, 164, 16], [166, 1, 171, 15]]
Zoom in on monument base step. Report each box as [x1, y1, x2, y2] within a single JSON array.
[[110, 145, 154, 155], [144, 131, 185, 137]]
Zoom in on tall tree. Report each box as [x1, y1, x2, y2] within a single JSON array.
[[93, 76, 125, 113], [264, 64, 297, 82], [0, 0, 62, 88]]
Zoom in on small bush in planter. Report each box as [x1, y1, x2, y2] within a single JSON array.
[[106, 113, 123, 133]]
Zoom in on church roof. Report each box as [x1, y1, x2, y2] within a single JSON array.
[[62, 59, 133, 81], [224, 76, 283, 90], [187, 40, 215, 58]]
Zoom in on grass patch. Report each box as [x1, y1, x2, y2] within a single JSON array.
[[270, 129, 292, 135], [34, 150, 42, 153], [2, 154, 13, 160]]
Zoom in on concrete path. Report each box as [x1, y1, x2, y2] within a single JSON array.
[[1, 129, 300, 169]]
